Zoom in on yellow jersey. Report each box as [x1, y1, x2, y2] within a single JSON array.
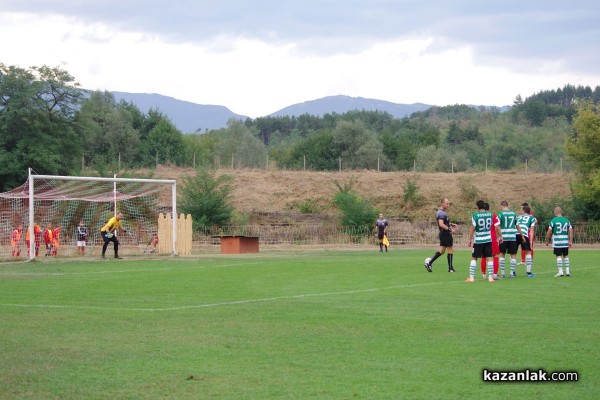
[[101, 216, 123, 233]]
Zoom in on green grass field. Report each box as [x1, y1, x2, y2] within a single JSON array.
[[0, 248, 598, 399]]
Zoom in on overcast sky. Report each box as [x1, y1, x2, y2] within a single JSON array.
[[1, 1, 599, 117]]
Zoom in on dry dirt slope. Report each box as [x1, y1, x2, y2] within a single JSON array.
[[153, 166, 572, 223]]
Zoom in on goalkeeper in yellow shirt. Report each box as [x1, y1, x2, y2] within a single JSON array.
[[100, 212, 127, 259]]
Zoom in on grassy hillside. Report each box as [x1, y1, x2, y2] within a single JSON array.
[[150, 166, 572, 224]]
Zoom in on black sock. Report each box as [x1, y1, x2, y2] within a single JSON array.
[[447, 253, 454, 269], [430, 251, 442, 265]]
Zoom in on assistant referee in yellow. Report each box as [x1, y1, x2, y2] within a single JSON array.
[[100, 212, 127, 259]]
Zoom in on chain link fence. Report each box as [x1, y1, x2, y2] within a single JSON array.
[[193, 222, 600, 248]]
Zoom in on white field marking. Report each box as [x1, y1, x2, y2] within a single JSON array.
[[0, 251, 367, 271], [0, 261, 266, 277], [28, 260, 593, 279], [0, 254, 355, 278], [0, 254, 328, 277], [0, 280, 461, 312], [2, 266, 596, 312]]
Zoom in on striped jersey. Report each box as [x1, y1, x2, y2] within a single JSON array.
[[497, 209, 519, 241], [516, 214, 537, 238], [77, 226, 88, 241], [471, 211, 493, 244], [548, 216, 572, 248]]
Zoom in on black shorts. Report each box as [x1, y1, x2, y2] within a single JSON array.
[[553, 248, 569, 257], [101, 231, 119, 245], [439, 230, 453, 247], [516, 235, 531, 251], [499, 240, 518, 255], [472, 242, 493, 259]]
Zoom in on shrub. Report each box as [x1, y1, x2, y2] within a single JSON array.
[[402, 177, 424, 207], [333, 178, 377, 231], [178, 167, 235, 228], [298, 199, 321, 214]]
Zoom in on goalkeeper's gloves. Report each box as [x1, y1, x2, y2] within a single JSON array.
[[106, 232, 113, 238]]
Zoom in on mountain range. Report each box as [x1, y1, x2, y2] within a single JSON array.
[[111, 92, 507, 133], [111, 92, 247, 133]]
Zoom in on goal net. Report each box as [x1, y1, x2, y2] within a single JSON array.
[[0, 171, 176, 261]]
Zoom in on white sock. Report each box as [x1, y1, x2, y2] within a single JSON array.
[[557, 258, 563, 275], [565, 257, 570, 275], [500, 257, 505, 275], [526, 254, 532, 273], [469, 260, 476, 278], [487, 261, 494, 278], [510, 258, 516, 273]]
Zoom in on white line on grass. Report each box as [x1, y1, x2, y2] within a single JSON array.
[[138, 281, 463, 312], [0, 261, 265, 277], [0, 280, 460, 312], [2, 266, 596, 313]]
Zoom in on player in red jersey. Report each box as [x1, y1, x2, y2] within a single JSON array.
[[25, 223, 42, 257], [11, 225, 23, 257], [43, 223, 54, 257], [51, 226, 62, 256]]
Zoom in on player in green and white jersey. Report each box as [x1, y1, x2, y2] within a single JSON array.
[[497, 201, 524, 278], [545, 206, 573, 277], [466, 200, 503, 282], [516, 205, 537, 277]]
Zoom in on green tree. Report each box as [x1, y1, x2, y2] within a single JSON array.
[[394, 137, 417, 170], [565, 101, 600, 219], [355, 136, 389, 170], [524, 100, 548, 126], [118, 99, 145, 132], [415, 145, 449, 172], [76, 91, 139, 171], [178, 168, 235, 228], [277, 129, 338, 170], [141, 118, 185, 166], [0, 63, 82, 190], [139, 108, 166, 141], [446, 121, 463, 146], [182, 132, 220, 168], [332, 121, 367, 164], [333, 120, 385, 169], [213, 121, 267, 168], [446, 121, 483, 147]]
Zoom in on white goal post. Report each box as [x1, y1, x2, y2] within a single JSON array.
[[1, 169, 177, 260]]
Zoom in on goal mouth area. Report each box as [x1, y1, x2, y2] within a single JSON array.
[[0, 172, 177, 260]]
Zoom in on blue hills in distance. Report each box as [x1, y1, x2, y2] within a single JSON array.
[[111, 91, 246, 133], [111, 92, 507, 133], [269, 95, 431, 119]]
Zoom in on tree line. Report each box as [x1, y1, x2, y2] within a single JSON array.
[[1, 63, 599, 219]]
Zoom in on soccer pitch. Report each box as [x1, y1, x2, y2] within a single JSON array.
[[0, 249, 598, 399]]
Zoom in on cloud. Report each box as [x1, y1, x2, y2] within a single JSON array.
[[1, 1, 599, 117], [4, 1, 599, 63]]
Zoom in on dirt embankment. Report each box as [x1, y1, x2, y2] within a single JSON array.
[[152, 166, 572, 224]]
